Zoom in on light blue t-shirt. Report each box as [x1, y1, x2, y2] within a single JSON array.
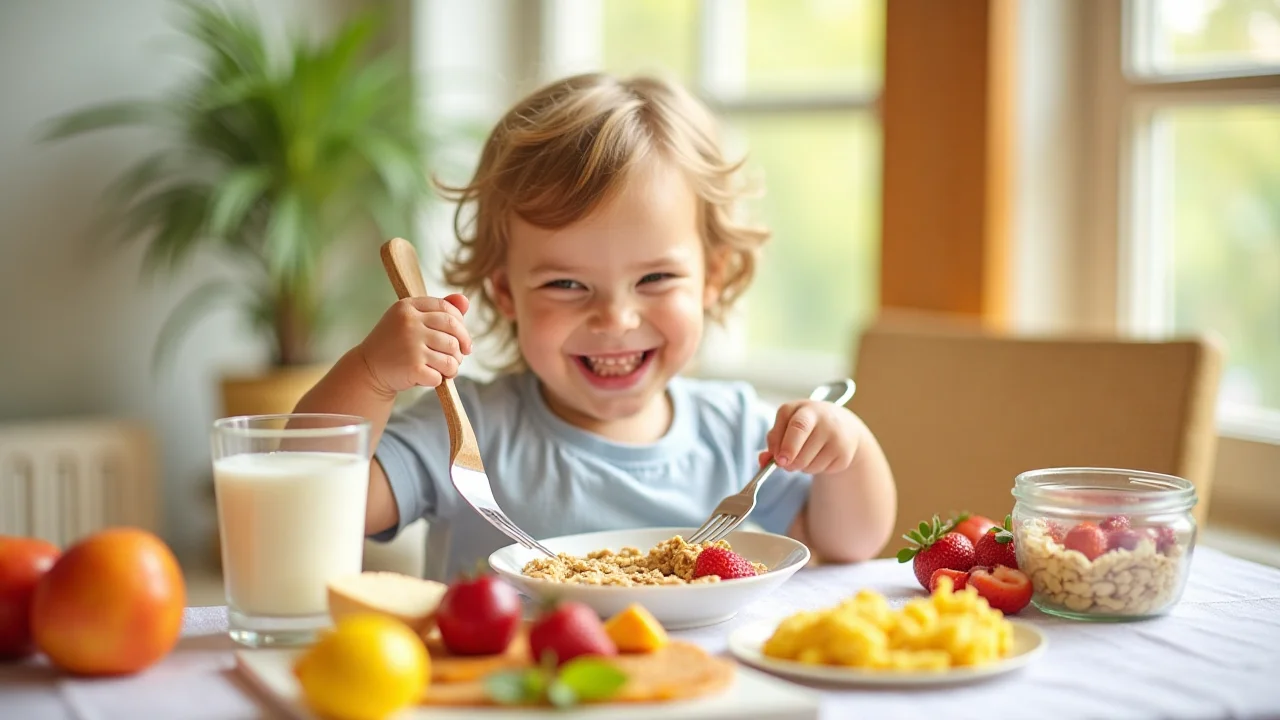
[[370, 371, 813, 582]]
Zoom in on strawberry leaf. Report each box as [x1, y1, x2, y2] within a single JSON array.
[[908, 529, 924, 544], [918, 521, 930, 537], [558, 658, 628, 702], [896, 547, 917, 563]]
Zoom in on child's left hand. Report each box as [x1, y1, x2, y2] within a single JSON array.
[[759, 400, 861, 475]]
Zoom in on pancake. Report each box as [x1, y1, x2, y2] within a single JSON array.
[[419, 633, 734, 707]]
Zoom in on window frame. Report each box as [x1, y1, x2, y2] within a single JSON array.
[[1084, 0, 1280, 443]]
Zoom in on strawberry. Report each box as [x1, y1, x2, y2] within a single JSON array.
[[1106, 528, 1144, 552], [528, 601, 618, 667], [1046, 520, 1067, 544], [968, 565, 1033, 614], [1149, 527, 1178, 554], [973, 514, 1018, 570], [1099, 515, 1130, 533], [952, 512, 998, 546], [692, 547, 757, 580], [929, 568, 969, 593], [1064, 522, 1108, 561], [897, 515, 976, 590]]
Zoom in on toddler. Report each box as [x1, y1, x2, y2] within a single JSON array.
[[294, 73, 896, 582]]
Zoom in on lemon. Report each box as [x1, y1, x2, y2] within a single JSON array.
[[293, 613, 429, 720]]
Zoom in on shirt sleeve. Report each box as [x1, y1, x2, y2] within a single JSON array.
[[733, 384, 813, 536], [367, 380, 478, 542]]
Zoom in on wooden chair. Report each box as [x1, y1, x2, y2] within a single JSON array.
[[847, 313, 1223, 559]]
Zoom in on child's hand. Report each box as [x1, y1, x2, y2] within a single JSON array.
[[356, 293, 473, 397], [759, 400, 861, 475]]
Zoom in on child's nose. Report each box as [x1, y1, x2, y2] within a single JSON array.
[[587, 297, 640, 335]]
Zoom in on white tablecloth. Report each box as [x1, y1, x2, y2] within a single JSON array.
[[3, 546, 1279, 720]]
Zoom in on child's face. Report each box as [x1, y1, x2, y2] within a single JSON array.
[[491, 159, 717, 429]]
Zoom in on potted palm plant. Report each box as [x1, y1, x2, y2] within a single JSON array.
[[44, 0, 432, 417]]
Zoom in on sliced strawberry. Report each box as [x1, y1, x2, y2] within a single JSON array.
[[1064, 522, 1108, 561], [897, 514, 976, 590], [968, 565, 1033, 615], [929, 568, 969, 593]]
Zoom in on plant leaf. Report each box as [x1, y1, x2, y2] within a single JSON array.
[[150, 279, 241, 374], [41, 100, 173, 140], [557, 658, 628, 702], [896, 547, 916, 563], [263, 190, 305, 283], [918, 521, 930, 538], [908, 529, 923, 544], [208, 166, 271, 238]]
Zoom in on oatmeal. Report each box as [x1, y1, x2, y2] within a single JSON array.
[[521, 535, 769, 586]]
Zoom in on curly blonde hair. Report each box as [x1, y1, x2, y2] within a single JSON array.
[[438, 72, 769, 372]]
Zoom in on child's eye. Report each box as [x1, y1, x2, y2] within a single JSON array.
[[543, 279, 584, 291], [639, 272, 676, 285]]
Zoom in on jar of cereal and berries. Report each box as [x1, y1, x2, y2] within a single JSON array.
[[1010, 467, 1197, 621]]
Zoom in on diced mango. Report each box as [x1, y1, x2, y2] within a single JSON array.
[[604, 603, 669, 653]]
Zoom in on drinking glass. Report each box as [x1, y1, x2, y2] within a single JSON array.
[[211, 413, 370, 647]]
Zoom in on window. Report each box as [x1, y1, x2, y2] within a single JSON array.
[[1119, 0, 1280, 439], [549, 0, 886, 386]]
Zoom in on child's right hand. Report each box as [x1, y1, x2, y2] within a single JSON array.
[[356, 293, 473, 397]]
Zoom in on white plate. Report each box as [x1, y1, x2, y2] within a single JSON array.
[[727, 618, 1047, 686], [489, 527, 809, 630]]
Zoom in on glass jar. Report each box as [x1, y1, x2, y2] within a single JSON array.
[[1010, 467, 1197, 621]]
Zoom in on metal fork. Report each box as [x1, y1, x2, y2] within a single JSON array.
[[685, 379, 858, 545], [381, 238, 555, 558]]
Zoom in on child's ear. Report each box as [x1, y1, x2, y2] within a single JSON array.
[[489, 268, 517, 319], [703, 247, 727, 309]]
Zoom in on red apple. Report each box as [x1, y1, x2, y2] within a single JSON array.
[[0, 536, 61, 660]]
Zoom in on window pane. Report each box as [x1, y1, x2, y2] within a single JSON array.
[[744, 0, 885, 95], [1135, 0, 1280, 75], [1160, 105, 1280, 413], [728, 112, 881, 358], [602, 0, 699, 85]]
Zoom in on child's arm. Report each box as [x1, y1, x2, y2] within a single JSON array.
[[763, 403, 897, 563], [292, 293, 472, 537]]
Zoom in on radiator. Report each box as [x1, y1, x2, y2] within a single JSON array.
[[0, 419, 158, 547]]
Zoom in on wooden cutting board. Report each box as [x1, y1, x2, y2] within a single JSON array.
[[236, 645, 820, 719]]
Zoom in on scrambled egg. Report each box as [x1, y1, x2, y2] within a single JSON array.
[[761, 576, 1014, 671]]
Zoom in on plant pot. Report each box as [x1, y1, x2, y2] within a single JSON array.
[[218, 364, 331, 418]]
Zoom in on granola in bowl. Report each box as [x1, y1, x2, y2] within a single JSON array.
[[521, 535, 770, 587]]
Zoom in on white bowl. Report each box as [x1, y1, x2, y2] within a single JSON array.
[[488, 526, 810, 630]]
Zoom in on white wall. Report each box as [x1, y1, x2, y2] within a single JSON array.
[[0, 0, 363, 562]]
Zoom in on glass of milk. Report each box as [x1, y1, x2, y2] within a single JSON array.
[[211, 414, 370, 647]]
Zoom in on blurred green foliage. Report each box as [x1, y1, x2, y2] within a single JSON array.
[[44, 1, 432, 369]]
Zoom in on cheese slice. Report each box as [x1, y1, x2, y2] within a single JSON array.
[[327, 571, 447, 632]]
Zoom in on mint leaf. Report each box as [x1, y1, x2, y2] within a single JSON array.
[[547, 679, 578, 708], [558, 658, 628, 702], [485, 670, 539, 705]]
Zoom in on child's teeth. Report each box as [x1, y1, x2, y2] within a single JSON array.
[[586, 352, 643, 376]]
